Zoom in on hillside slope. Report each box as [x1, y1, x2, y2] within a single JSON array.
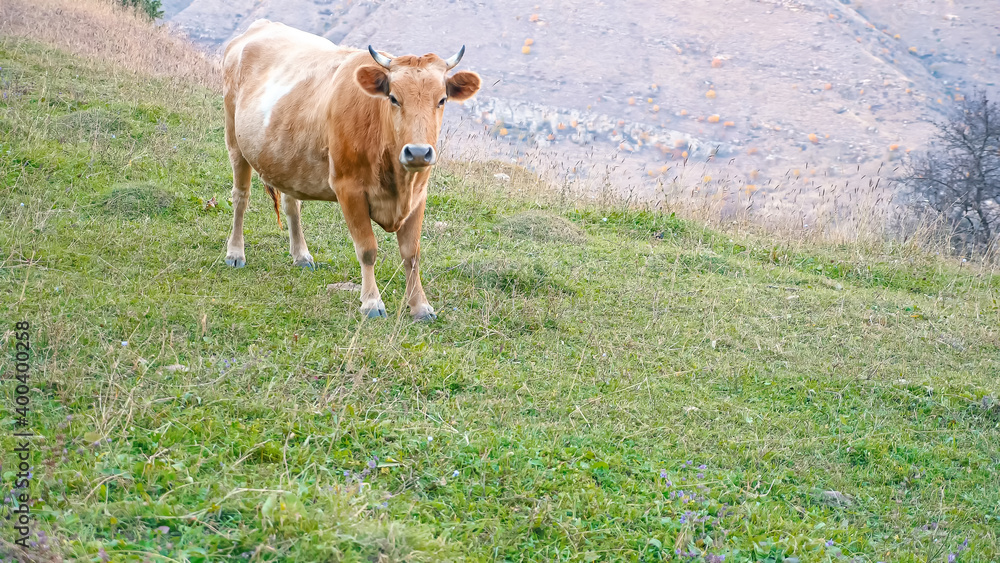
[[2, 34, 1000, 562], [164, 0, 1000, 200]]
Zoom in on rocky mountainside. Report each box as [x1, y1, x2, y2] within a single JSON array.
[[163, 0, 1000, 205]]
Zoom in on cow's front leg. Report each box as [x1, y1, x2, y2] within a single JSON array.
[[281, 193, 315, 269], [396, 199, 435, 321], [339, 189, 386, 318]]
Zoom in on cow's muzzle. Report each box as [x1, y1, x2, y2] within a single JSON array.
[[400, 144, 436, 168]]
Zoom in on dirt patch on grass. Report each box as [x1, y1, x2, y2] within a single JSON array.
[[453, 259, 576, 297], [101, 183, 175, 219], [55, 108, 130, 141]]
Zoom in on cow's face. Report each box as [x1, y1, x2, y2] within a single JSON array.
[[356, 47, 481, 171]]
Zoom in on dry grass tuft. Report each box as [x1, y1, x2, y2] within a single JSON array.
[[500, 210, 586, 244], [0, 0, 219, 90]]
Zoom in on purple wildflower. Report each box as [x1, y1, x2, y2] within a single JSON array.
[[698, 464, 706, 469], [826, 539, 834, 546], [660, 469, 668, 479], [367, 459, 377, 469]]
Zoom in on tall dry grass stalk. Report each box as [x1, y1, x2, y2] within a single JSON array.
[[0, 0, 220, 90]]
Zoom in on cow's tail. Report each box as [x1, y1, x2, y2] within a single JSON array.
[[264, 184, 283, 230]]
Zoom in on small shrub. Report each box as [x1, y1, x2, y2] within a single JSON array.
[[118, 0, 163, 20]]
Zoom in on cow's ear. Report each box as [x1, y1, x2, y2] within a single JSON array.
[[446, 71, 481, 102], [356, 66, 390, 97]]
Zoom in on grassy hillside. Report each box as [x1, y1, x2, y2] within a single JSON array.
[[1, 37, 999, 562]]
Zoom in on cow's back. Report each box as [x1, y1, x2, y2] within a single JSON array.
[[223, 20, 343, 95], [223, 20, 357, 200]]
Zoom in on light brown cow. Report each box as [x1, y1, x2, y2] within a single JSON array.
[[221, 20, 481, 320]]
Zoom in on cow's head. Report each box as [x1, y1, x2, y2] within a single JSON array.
[[356, 46, 481, 171]]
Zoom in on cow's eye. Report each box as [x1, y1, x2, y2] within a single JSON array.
[[438, 97, 447, 107], [389, 94, 400, 107]]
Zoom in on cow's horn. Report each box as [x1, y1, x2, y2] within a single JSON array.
[[368, 45, 392, 69], [444, 45, 465, 70]]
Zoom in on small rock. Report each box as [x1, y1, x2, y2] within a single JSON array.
[[433, 221, 448, 233], [327, 282, 362, 292], [683, 406, 700, 413], [821, 490, 853, 506], [164, 364, 188, 373], [494, 173, 511, 182]]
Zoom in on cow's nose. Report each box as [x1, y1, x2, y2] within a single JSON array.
[[401, 144, 436, 167]]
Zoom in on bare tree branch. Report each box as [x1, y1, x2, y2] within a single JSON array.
[[901, 90, 1000, 250]]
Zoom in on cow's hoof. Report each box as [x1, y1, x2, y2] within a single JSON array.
[[225, 255, 246, 268], [293, 254, 315, 270], [361, 300, 387, 319], [411, 305, 437, 322]]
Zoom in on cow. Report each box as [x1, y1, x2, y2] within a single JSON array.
[[221, 20, 481, 321]]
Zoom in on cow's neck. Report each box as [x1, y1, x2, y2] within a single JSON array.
[[366, 149, 428, 232]]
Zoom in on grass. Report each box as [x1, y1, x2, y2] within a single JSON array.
[[0, 0, 219, 90], [1, 33, 999, 563]]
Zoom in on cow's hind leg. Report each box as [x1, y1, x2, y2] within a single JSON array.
[[225, 150, 253, 268], [281, 193, 315, 269]]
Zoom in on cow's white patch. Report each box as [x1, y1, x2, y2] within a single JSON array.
[[259, 79, 296, 128]]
